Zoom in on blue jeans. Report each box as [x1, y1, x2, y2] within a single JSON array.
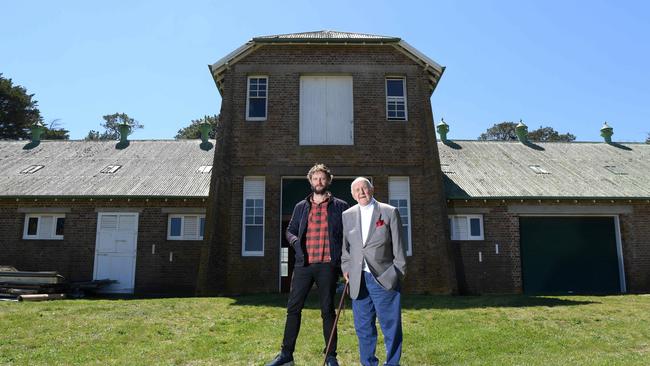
[[352, 271, 402, 366]]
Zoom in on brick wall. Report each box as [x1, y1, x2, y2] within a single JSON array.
[[0, 198, 206, 295], [448, 200, 650, 294], [202, 44, 457, 295]]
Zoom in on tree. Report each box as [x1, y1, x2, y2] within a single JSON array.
[[478, 122, 576, 142], [0, 73, 42, 139], [175, 114, 219, 139], [85, 113, 143, 140], [646, 133, 649, 144], [41, 119, 70, 140]]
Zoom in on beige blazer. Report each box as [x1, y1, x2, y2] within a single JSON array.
[[341, 200, 407, 299]]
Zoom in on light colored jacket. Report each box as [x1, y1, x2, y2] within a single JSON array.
[[341, 200, 407, 299]]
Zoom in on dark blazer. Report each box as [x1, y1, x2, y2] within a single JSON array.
[[285, 194, 349, 267]]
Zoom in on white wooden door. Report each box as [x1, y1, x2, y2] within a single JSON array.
[[300, 75, 353, 145], [93, 213, 139, 293]]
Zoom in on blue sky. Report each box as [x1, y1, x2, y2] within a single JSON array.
[[3, 0, 649, 141]]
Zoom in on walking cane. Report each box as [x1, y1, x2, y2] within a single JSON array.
[[323, 281, 349, 366]]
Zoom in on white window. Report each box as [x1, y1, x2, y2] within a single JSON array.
[[242, 177, 265, 256], [449, 215, 484, 240], [167, 215, 205, 240], [299, 75, 354, 145], [23, 214, 65, 240], [246, 76, 268, 120], [386, 77, 407, 120], [389, 177, 412, 256]]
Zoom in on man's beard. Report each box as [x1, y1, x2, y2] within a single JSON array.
[[311, 184, 329, 195]]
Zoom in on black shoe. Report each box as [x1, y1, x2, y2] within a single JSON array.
[[264, 352, 294, 366], [325, 355, 339, 366]]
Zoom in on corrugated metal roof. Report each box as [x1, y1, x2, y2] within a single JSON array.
[[438, 141, 650, 199], [253, 30, 398, 41], [0, 140, 215, 197]]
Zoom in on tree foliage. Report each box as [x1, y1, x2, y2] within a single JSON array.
[[41, 119, 70, 140], [0, 73, 42, 139], [175, 114, 219, 139], [646, 133, 649, 144], [478, 121, 576, 142], [85, 113, 143, 140]]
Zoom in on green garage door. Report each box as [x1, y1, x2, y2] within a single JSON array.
[[520, 217, 621, 294]]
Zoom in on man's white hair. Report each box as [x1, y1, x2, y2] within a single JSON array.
[[350, 177, 373, 193]]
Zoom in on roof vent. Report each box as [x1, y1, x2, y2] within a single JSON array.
[[199, 121, 214, 151], [516, 120, 528, 143], [30, 121, 46, 143], [197, 165, 213, 173], [116, 122, 131, 149], [600, 122, 613, 143], [528, 165, 549, 174], [437, 118, 449, 143]]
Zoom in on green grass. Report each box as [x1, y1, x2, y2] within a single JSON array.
[[1, 294, 649, 365]]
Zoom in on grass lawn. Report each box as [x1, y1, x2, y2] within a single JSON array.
[[1, 293, 649, 365]]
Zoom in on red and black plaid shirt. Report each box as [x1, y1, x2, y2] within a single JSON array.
[[305, 193, 331, 264]]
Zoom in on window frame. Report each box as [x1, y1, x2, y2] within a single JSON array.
[[385, 77, 408, 121], [242, 177, 265, 256], [388, 176, 412, 256], [167, 214, 206, 241], [23, 214, 65, 240], [246, 75, 268, 121], [449, 214, 485, 241]]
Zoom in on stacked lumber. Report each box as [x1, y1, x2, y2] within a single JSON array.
[[0, 266, 115, 301]]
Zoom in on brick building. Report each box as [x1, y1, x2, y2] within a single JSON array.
[[0, 137, 214, 294], [196, 31, 457, 295], [2, 31, 648, 296], [438, 121, 650, 294]]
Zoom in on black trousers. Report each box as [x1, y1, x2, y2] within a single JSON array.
[[281, 262, 339, 357]]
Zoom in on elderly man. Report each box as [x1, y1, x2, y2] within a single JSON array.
[[266, 164, 349, 366], [341, 177, 407, 366]]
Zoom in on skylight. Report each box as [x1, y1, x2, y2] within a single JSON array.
[[528, 165, 549, 174], [20, 165, 44, 174], [100, 165, 122, 174], [197, 165, 213, 173]]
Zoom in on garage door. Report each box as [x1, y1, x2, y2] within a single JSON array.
[[520, 217, 622, 294]]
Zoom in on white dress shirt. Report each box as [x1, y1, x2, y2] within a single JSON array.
[[359, 198, 376, 273]]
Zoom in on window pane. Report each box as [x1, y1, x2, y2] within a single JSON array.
[[389, 199, 398, 206], [200, 218, 205, 237], [245, 226, 263, 252], [245, 199, 255, 207], [27, 217, 38, 236], [170, 217, 182, 237], [55, 217, 65, 236], [255, 199, 263, 207], [254, 216, 263, 225], [470, 218, 481, 237], [249, 98, 266, 118], [387, 79, 404, 97], [254, 207, 263, 216], [245, 216, 254, 224]]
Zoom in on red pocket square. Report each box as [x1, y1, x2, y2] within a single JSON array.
[[376, 219, 385, 227]]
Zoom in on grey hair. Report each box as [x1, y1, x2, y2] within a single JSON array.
[[350, 177, 373, 193]]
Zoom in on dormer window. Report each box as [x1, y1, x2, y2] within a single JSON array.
[[386, 77, 407, 120], [246, 76, 268, 120]]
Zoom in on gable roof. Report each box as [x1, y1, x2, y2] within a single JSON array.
[[438, 141, 650, 200], [209, 30, 444, 95], [0, 140, 215, 198]]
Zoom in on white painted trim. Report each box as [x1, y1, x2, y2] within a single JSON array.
[[167, 214, 205, 241], [93, 212, 139, 294], [22, 213, 65, 240], [385, 77, 408, 121], [449, 214, 484, 241], [614, 215, 627, 293], [388, 176, 412, 256], [242, 177, 265, 257], [245, 75, 268, 121]]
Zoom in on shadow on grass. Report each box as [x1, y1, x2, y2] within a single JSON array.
[[225, 292, 600, 309]]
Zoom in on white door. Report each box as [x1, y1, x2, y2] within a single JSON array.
[[300, 75, 353, 145], [93, 213, 139, 293]]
